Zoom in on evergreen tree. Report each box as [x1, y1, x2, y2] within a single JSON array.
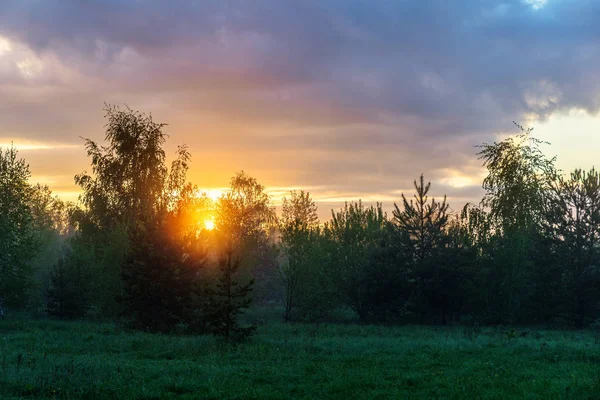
[[544, 168, 600, 327], [360, 223, 412, 323], [393, 174, 449, 322], [121, 219, 207, 332], [435, 215, 479, 324], [393, 174, 449, 263], [206, 250, 256, 342]]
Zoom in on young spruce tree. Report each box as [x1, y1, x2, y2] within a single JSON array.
[[393, 174, 449, 322], [206, 250, 256, 342]]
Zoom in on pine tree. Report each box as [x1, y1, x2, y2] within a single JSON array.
[[393, 174, 449, 322], [393, 174, 449, 263], [544, 168, 600, 327], [121, 219, 207, 332], [206, 250, 256, 342]]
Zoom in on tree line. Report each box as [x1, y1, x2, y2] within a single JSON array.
[[1, 107, 599, 338]]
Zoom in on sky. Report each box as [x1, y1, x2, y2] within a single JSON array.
[[1, 0, 599, 219]]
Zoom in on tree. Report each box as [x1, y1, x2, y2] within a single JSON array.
[[393, 174, 449, 264], [326, 201, 388, 320], [0, 146, 36, 308], [121, 218, 207, 332], [217, 171, 276, 247], [29, 185, 73, 312], [216, 171, 277, 302], [206, 250, 256, 342], [359, 223, 412, 323], [46, 247, 89, 319], [544, 168, 600, 327], [278, 190, 319, 321], [393, 174, 449, 322], [476, 123, 557, 323], [477, 124, 556, 233], [434, 215, 479, 324], [74, 105, 194, 318], [75, 104, 170, 230]]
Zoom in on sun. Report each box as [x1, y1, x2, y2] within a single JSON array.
[[204, 219, 215, 230]]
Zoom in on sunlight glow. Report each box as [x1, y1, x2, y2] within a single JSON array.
[[198, 189, 224, 202], [204, 219, 215, 230]]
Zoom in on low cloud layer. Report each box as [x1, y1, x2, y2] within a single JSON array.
[[0, 0, 598, 218]]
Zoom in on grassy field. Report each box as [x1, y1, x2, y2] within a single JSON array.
[[1, 312, 600, 399]]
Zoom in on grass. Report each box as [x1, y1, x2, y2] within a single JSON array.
[[1, 312, 600, 399]]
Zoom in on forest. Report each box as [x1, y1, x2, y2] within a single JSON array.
[[1, 106, 600, 398], [1, 106, 600, 333]]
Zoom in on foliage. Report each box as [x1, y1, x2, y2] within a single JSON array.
[[5, 106, 600, 332], [206, 251, 256, 341], [359, 223, 412, 323], [477, 123, 557, 232], [73, 105, 197, 319], [326, 201, 388, 320], [46, 247, 89, 320], [393, 174, 449, 263], [278, 190, 320, 321], [476, 124, 558, 324], [216, 171, 276, 248], [75, 104, 170, 230], [28, 185, 73, 313], [121, 218, 207, 332], [543, 168, 600, 327], [393, 174, 451, 322], [216, 171, 278, 302], [0, 146, 36, 308]]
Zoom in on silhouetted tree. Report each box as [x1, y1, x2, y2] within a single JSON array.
[[206, 250, 256, 341], [393, 174, 449, 322], [74, 105, 194, 318], [121, 218, 207, 332], [476, 123, 557, 323], [434, 216, 478, 324], [360, 223, 412, 323], [544, 168, 600, 327]]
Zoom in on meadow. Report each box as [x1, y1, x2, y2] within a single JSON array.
[[1, 310, 600, 400]]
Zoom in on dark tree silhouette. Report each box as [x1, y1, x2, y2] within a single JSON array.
[[206, 250, 256, 341], [393, 174, 449, 322]]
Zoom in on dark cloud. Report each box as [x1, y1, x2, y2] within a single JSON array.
[[0, 0, 598, 214]]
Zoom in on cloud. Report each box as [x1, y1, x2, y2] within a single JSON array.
[[0, 0, 598, 215]]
